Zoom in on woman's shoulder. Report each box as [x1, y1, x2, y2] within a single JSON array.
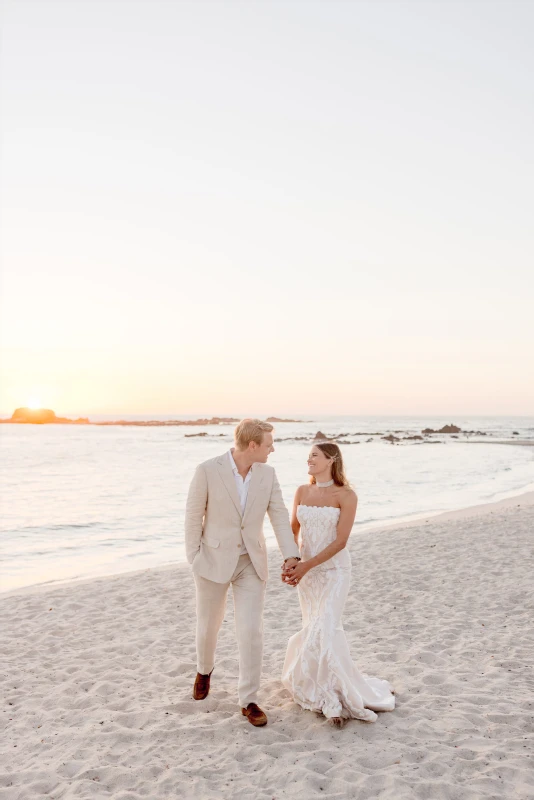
[[338, 485, 358, 504]]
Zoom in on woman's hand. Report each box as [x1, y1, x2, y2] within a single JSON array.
[[283, 560, 310, 586]]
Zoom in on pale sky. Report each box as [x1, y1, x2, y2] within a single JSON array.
[[1, 0, 533, 416]]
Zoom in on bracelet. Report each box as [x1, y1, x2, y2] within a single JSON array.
[[284, 556, 301, 563]]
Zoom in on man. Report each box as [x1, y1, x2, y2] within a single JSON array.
[[185, 418, 300, 726]]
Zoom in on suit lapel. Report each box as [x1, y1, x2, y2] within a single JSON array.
[[216, 455, 242, 517], [242, 466, 264, 522]]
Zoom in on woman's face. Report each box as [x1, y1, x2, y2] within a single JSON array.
[[307, 447, 332, 476]]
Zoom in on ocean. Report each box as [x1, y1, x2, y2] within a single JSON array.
[[1, 415, 533, 592]]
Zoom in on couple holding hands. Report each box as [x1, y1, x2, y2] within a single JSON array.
[[185, 419, 395, 729]]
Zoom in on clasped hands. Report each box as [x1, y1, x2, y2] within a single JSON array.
[[281, 557, 309, 587]]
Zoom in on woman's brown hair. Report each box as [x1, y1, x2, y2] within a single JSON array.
[[310, 442, 349, 487]]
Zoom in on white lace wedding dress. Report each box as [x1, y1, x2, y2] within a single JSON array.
[[282, 505, 395, 721]]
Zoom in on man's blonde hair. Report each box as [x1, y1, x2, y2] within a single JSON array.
[[234, 418, 274, 451]]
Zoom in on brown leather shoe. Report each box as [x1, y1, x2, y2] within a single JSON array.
[[241, 703, 268, 727], [193, 669, 213, 700]]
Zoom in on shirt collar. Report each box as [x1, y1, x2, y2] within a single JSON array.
[[228, 449, 253, 480]]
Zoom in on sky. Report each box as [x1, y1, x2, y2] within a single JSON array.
[[1, 0, 533, 417]]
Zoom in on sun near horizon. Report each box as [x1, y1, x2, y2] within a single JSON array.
[[26, 398, 42, 410]]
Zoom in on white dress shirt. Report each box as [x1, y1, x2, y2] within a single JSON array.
[[228, 449, 252, 555]]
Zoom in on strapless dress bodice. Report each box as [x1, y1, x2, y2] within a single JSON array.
[[297, 505, 351, 570]]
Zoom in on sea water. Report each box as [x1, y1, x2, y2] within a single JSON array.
[[1, 416, 533, 591]]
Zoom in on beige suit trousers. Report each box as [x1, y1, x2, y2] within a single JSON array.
[[194, 554, 265, 708]]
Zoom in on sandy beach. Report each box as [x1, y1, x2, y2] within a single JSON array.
[[2, 492, 533, 800]]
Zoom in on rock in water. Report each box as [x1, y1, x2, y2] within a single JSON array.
[[11, 407, 58, 424]]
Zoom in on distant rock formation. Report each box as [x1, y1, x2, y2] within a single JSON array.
[[338, 431, 383, 437], [12, 407, 57, 423], [266, 417, 305, 423], [185, 432, 208, 437], [422, 424, 462, 435], [94, 417, 240, 427], [0, 410, 238, 427], [313, 431, 334, 441], [439, 424, 461, 434], [5, 408, 89, 424]]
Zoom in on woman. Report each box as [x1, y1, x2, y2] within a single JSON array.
[[281, 442, 395, 727]]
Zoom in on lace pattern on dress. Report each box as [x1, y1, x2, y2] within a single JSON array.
[[282, 505, 395, 721]]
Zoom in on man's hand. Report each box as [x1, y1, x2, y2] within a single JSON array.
[[283, 557, 300, 570], [281, 557, 300, 585], [283, 561, 310, 586]]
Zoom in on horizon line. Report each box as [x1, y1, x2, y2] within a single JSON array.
[[1, 410, 533, 420]]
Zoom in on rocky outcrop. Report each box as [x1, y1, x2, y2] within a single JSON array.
[[266, 417, 305, 423], [313, 431, 333, 441], [338, 432, 383, 437], [7, 408, 89, 424], [11, 407, 58, 423], [95, 417, 240, 427], [422, 424, 461, 435], [0, 411, 238, 426]]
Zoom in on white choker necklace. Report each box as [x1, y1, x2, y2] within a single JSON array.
[[316, 479, 334, 488]]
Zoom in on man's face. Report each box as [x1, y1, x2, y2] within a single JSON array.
[[250, 431, 275, 463]]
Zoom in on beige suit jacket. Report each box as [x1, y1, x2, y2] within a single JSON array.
[[185, 453, 300, 582]]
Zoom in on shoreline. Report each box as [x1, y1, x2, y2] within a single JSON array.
[[357, 484, 534, 535], [4, 484, 534, 600]]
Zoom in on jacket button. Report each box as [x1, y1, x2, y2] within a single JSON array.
[[237, 543, 241, 548], [241, 526, 244, 530]]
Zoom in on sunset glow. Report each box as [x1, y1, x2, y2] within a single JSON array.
[[0, 2, 533, 417]]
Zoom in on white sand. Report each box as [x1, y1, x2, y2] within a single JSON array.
[[2, 493, 533, 800]]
